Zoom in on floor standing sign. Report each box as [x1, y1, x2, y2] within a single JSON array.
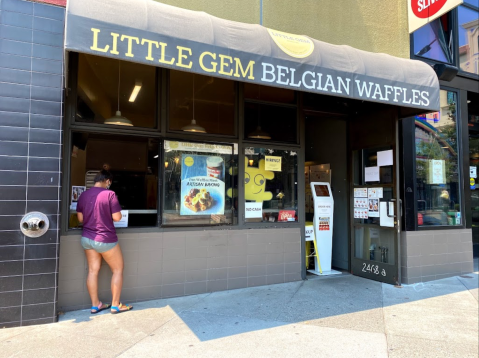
[[309, 182, 341, 276]]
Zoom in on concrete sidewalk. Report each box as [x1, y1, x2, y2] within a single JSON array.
[[1, 271, 478, 358]]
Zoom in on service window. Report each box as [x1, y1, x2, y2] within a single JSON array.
[[69, 133, 159, 229], [244, 147, 298, 223], [162, 140, 237, 226]]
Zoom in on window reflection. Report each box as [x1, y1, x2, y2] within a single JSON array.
[[458, 6, 479, 75], [76, 54, 157, 128], [413, 17, 452, 63], [415, 90, 460, 226]]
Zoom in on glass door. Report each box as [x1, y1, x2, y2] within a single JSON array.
[[349, 114, 401, 285]]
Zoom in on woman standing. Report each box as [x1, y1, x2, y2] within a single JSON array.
[[76, 165, 133, 314]]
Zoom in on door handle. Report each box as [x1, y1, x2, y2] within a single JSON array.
[[387, 199, 396, 218]]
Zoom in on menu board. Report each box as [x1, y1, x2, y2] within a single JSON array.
[[368, 187, 383, 199]]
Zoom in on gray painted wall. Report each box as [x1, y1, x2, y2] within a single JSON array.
[[58, 228, 302, 311], [400, 229, 474, 284], [305, 117, 349, 270]]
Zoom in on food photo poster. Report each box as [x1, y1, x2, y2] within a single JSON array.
[[180, 154, 225, 216], [70, 186, 86, 210]]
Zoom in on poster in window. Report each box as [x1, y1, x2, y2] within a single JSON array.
[[428, 159, 446, 184], [180, 154, 225, 215], [368, 199, 379, 217], [71, 186, 86, 210]]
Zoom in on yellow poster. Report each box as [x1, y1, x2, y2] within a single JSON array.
[[265, 156, 282, 171]]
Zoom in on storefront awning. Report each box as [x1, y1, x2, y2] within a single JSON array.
[[65, 0, 440, 112]]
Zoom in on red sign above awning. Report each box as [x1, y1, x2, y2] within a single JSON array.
[[408, 0, 464, 33]]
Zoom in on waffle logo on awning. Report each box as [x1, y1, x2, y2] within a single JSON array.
[[267, 29, 314, 59]]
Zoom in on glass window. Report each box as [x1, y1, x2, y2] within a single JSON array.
[[76, 54, 157, 128], [162, 140, 237, 226], [244, 84, 297, 143], [458, 5, 479, 75], [169, 71, 235, 135], [244, 103, 297, 143], [468, 91, 479, 257], [69, 133, 159, 229], [413, 17, 453, 63], [464, 0, 479, 7], [415, 90, 460, 227], [244, 83, 296, 104], [244, 147, 298, 223]]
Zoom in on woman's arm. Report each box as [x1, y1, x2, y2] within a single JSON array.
[[77, 212, 83, 223], [112, 211, 122, 222]]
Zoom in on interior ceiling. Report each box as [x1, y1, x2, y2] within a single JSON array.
[[81, 53, 156, 115]]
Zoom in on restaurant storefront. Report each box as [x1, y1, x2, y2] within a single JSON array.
[[3, 0, 473, 327], [56, 0, 441, 311]]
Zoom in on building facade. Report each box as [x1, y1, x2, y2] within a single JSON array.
[[0, 0, 475, 328]]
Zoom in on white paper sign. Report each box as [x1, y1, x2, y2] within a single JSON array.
[[245, 202, 263, 218], [470, 166, 477, 179], [368, 187, 383, 199], [379, 202, 394, 227], [354, 188, 368, 198], [377, 150, 393, 167], [365, 166, 380, 182], [113, 210, 129, 228], [305, 225, 314, 241]]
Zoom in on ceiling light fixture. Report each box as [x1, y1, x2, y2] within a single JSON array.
[[181, 74, 206, 133], [104, 61, 133, 126], [248, 87, 271, 140], [129, 81, 142, 102], [248, 125, 271, 139], [248, 107, 271, 139]]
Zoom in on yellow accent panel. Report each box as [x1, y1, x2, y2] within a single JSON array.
[[244, 157, 274, 203]]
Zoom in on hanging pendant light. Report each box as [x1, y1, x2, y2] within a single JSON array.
[[248, 99, 270, 139], [104, 61, 133, 126], [248, 125, 271, 139], [182, 74, 206, 133]]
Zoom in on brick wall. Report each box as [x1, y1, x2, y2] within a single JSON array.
[[0, 0, 64, 327]]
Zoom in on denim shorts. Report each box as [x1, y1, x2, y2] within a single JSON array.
[[81, 237, 118, 253]]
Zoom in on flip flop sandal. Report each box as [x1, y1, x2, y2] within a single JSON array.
[[111, 303, 133, 314], [91, 301, 111, 314]]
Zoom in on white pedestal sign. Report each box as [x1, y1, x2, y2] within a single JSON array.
[[309, 182, 341, 276]]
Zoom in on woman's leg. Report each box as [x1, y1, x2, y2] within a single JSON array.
[[101, 244, 124, 307], [84, 249, 102, 310]]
